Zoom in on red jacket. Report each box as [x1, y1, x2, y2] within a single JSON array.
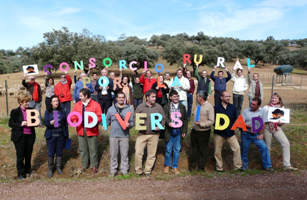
[[139, 74, 156, 94], [54, 74, 73, 103], [71, 99, 102, 137]]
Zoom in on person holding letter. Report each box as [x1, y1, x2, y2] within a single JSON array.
[[86, 68, 99, 102], [169, 69, 190, 111], [104, 92, 134, 177], [140, 70, 156, 94], [163, 90, 188, 174], [71, 88, 102, 174], [210, 65, 232, 106], [44, 95, 69, 178], [54, 71, 73, 114], [73, 72, 94, 103], [213, 91, 243, 172], [189, 91, 214, 172], [115, 75, 133, 107], [151, 74, 169, 107], [241, 97, 273, 172], [95, 68, 114, 114], [22, 74, 43, 127], [133, 89, 166, 176], [131, 71, 144, 111], [231, 69, 248, 117], [247, 67, 263, 106], [263, 93, 298, 171], [9, 94, 36, 180]]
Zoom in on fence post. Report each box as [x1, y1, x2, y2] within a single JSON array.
[[301, 75, 303, 90], [5, 80, 8, 116], [271, 75, 275, 95]]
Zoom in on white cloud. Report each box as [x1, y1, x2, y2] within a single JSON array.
[[58, 7, 81, 16]]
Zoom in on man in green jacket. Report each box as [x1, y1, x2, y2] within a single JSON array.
[[195, 64, 211, 100], [163, 90, 188, 174]]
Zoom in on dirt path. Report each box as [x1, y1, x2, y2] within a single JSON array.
[[1, 171, 307, 200]]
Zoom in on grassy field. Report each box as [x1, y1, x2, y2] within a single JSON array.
[[1, 51, 307, 181], [0, 107, 307, 181]]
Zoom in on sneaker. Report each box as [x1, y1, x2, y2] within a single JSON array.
[[163, 166, 169, 174], [109, 172, 117, 177], [265, 167, 274, 172], [172, 168, 180, 175], [284, 166, 298, 171]]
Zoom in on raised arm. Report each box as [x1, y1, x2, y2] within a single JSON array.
[[194, 64, 200, 81]]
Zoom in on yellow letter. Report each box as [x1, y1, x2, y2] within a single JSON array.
[[215, 113, 230, 130], [194, 54, 203, 64]]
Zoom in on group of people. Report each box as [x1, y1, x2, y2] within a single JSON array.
[[9, 65, 297, 179]]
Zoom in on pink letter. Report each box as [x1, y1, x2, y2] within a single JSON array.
[[59, 62, 69, 72], [67, 111, 82, 127], [89, 58, 96, 68], [129, 61, 138, 71], [170, 112, 182, 128]]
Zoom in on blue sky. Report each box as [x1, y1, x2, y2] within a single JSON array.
[[1, 0, 307, 50]]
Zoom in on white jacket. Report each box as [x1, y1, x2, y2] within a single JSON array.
[[231, 74, 248, 93], [169, 76, 190, 101]]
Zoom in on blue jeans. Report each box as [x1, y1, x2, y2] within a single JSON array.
[[187, 93, 193, 119], [241, 131, 272, 170], [179, 100, 188, 112], [164, 129, 181, 168], [61, 101, 71, 115]]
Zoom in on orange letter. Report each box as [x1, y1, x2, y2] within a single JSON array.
[[114, 112, 131, 130], [231, 115, 247, 131], [114, 77, 122, 89]]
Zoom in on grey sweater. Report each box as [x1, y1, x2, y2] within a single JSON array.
[[105, 104, 134, 137]]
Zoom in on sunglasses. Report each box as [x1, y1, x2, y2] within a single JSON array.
[[61, 76, 66, 78], [30, 78, 35, 81]]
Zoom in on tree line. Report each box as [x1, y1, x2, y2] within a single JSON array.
[[1, 27, 307, 75]]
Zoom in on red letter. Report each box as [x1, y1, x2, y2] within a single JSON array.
[[183, 54, 191, 64], [231, 115, 247, 131]]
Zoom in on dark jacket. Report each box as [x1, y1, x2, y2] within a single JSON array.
[[44, 110, 69, 139], [133, 102, 166, 135], [196, 76, 211, 95], [95, 77, 114, 100], [163, 103, 188, 144], [213, 103, 237, 137], [131, 74, 143, 99], [151, 82, 169, 106], [22, 80, 42, 102], [9, 107, 36, 142]]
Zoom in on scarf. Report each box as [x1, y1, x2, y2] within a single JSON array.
[[29, 82, 39, 101], [122, 84, 130, 104], [60, 80, 67, 84], [269, 102, 280, 132]]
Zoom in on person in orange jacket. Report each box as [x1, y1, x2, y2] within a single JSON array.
[[54, 71, 73, 114], [71, 88, 102, 174]]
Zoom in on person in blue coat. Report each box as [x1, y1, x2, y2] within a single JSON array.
[[44, 95, 69, 178], [73, 72, 94, 103]]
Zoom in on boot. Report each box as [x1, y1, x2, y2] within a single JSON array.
[[47, 156, 54, 178], [56, 156, 64, 174]]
